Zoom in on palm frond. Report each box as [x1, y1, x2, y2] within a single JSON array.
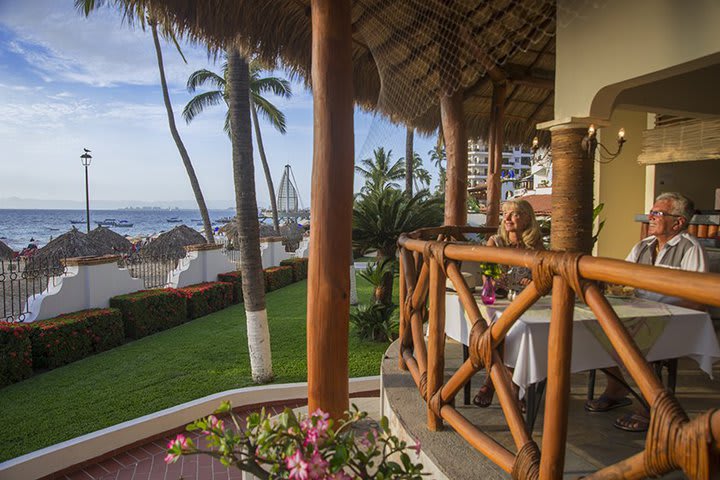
[[252, 96, 287, 133], [182, 90, 225, 123], [186, 69, 226, 92]]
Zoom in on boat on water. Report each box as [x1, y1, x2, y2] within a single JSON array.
[[166, 217, 182, 223], [70, 219, 85, 224], [216, 216, 233, 223], [95, 219, 134, 228]]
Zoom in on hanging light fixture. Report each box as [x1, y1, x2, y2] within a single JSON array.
[[581, 124, 627, 163]]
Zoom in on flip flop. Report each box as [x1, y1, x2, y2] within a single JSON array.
[[472, 384, 494, 408], [584, 394, 632, 413], [614, 412, 649, 433]]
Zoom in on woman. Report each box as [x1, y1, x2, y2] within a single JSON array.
[[473, 199, 544, 408]]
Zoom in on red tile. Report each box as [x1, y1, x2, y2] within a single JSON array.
[[98, 458, 124, 474], [115, 466, 137, 480], [82, 463, 111, 479], [112, 452, 140, 468], [141, 442, 165, 456], [133, 459, 153, 475], [65, 470, 93, 480], [124, 447, 152, 462], [163, 459, 183, 480]]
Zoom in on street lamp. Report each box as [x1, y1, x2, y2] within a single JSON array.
[[80, 149, 92, 233]]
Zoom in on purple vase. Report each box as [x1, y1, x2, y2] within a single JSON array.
[[481, 277, 496, 305]]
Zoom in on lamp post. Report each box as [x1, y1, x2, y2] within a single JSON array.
[[80, 150, 92, 233]]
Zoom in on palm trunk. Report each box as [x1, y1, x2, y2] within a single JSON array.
[[228, 47, 273, 384], [150, 21, 214, 244], [250, 103, 281, 235], [376, 248, 395, 306], [405, 127, 414, 196]]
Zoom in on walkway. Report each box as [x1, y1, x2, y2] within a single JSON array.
[[49, 393, 379, 480]]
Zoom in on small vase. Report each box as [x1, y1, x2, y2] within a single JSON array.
[[481, 277, 496, 305]]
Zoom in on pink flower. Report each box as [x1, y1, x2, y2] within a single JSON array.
[[285, 450, 308, 480], [203, 415, 224, 434], [164, 434, 192, 464], [329, 471, 352, 480], [411, 438, 422, 457], [304, 427, 320, 447], [307, 451, 328, 479]]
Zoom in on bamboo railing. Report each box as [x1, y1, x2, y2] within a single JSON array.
[[397, 225, 720, 480]]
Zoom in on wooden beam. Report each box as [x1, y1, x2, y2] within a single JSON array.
[[485, 82, 507, 228], [307, 0, 354, 421], [442, 90, 468, 226]]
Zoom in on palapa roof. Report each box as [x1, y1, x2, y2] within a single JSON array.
[[34, 228, 105, 264], [0, 239, 14, 260], [118, 0, 556, 145], [88, 227, 133, 254], [142, 224, 207, 258]]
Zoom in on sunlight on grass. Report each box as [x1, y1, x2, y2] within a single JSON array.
[[0, 275, 397, 461]]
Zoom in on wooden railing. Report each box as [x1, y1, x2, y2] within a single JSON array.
[[397, 226, 720, 480]]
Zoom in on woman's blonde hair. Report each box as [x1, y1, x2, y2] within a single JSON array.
[[497, 199, 543, 249]]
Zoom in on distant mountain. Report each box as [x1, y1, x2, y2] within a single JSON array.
[[0, 197, 238, 210]]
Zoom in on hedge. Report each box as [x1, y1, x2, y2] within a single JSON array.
[[279, 257, 309, 282], [217, 271, 243, 304], [264, 266, 293, 292], [110, 289, 187, 339], [29, 308, 124, 370], [0, 322, 32, 387], [179, 282, 234, 319]]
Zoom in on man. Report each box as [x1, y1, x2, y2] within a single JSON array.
[[584, 192, 708, 432]]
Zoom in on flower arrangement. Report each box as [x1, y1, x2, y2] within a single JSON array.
[[165, 402, 425, 479], [480, 262, 503, 279]]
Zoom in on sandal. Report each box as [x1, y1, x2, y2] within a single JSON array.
[[614, 412, 649, 432], [472, 384, 495, 408], [584, 394, 632, 413]]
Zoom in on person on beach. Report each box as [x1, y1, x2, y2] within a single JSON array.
[[584, 192, 708, 432], [473, 199, 545, 409]]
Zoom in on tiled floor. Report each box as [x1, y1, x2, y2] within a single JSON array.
[[52, 394, 378, 480]]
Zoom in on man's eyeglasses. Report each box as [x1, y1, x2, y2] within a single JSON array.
[[648, 210, 681, 218]]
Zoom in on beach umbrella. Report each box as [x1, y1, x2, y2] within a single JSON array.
[[0, 239, 14, 261], [88, 227, 133, 255], [33, 228, 105, 266], [141, 225, 206, 258]]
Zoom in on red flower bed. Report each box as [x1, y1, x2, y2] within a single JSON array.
[[178, 282, 234, 319], [264, 266, 293, 292], [29, 308, 123, 370], [0, 322, 32, 387], [217, 271, 243, 304], [110, 289, 187, 339], [279, 258, 309, 282]]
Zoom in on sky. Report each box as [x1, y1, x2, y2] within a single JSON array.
[[0, 0, 440, 210]]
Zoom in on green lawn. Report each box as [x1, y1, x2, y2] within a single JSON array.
[[0, 275, 397, 462]]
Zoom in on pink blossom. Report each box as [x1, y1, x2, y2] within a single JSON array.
[[307, 451, 328, 479], [285, 450, 309, 480], [411, 438, 422, 457], [304, 427, 320, 447], [203, 415, 224, 434], [328, 471, 353, 480], [164, 434, 191, 464]]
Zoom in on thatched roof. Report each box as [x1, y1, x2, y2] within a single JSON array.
[[116, 0, 556, 145], [142, 225, 206, 258], [88, 227, 133, 254], [34, 228, 105, 264], [0, 239, 14, 260]]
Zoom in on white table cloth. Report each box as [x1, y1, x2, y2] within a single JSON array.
[[445, 293, 720, 397]]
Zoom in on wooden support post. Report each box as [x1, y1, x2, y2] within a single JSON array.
[[485, 82, 507, 228], [307, 0, 354, 421], [427, 253, 446, 430], [441, 90, 468, 226], [539, 276, 574, 480], [398, 249, 407, 371], [550, 126, 594, 252]]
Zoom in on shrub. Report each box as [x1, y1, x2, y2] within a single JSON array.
[[279, 257, 309, 282], [110, 289, 187, 339], [350, 303, 397, 342], [29, 308, 124, 369], [0, 322, 32, 387], [264, 266, 293, 292], [217, 271, 243, 304], [179, 282, 234, 319]]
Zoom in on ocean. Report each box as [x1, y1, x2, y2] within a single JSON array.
[[0, 209, 242, 251]]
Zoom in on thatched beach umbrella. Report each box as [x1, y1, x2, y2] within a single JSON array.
[[33, 228, 105, 265], [0, 239, 14, 261], [141, 224, 206, 258], [88, 227, 133, 255]]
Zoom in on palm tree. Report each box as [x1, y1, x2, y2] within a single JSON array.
[[353, 187, 444, 305], [227, 47, 273, 383], [400, 152, 431, 193], [405, 127, 414, 196], [355, 147, 405, 193], [429, 142, 447, 194], [183, 60, 291, 235], [75, 0, 215, 244]]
